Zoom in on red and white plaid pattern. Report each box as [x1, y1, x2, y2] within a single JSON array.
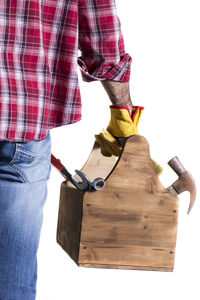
[[0, 0, 132, 142]]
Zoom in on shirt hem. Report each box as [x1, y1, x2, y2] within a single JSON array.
[[0, 116, 82, 143]]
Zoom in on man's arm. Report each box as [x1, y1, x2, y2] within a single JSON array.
[[101, 79, 133, 115], [78, 0, 132, 105]]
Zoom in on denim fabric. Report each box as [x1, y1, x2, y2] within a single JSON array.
[[0, 131, 52, 300]]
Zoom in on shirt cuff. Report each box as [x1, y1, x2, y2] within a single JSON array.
[[77, 53, 132, 83]]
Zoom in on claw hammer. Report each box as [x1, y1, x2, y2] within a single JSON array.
[[167, 156, 196, 214]]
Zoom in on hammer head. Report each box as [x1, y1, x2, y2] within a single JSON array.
[[168, 156, 196, 214]]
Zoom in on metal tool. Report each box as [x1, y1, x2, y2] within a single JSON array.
[[167, 156, 196, 214], [51, 154, 105, 191]]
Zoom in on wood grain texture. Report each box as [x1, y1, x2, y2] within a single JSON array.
[[57, 185, 84, 264], [80, 141, 117, 180], [56, 142, 115, 263], [57, 135, 180, 271]]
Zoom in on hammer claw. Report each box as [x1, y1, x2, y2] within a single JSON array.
[[168, 156, 196, 214], [187, 184, 196, 214]]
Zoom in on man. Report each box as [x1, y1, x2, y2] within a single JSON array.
[[0, 0, 134, 299]]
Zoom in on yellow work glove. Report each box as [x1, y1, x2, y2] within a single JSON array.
[[95, 105, 163, 176]]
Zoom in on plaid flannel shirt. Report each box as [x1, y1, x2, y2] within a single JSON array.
[[0, 0, 132, 142]]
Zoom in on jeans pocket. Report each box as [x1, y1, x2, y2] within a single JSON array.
[[7, 132, 52, 183]]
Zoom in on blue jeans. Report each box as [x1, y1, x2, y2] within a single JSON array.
[[0, 131, 52, 300]]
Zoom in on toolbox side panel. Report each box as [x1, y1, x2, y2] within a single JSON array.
[[78, 136, 180, 271], [57, 182, 84, 264]]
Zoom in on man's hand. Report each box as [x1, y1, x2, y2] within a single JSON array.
[[97, 79, 163, 175], [101, 79, 133, 115]]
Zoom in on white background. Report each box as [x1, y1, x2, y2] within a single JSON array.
[[37, 1, 200, 299]]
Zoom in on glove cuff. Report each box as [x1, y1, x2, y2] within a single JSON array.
[[110, 105, 144, 120], [108, 105, 144, 137]]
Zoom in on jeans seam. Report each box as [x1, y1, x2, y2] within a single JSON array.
[[17, 149, 50, 159], [8, 163, 49, 183], [16, 148, 36, 158], [8, 164, 26, 182]]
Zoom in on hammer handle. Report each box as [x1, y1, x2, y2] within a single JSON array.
[[168, 156, 186, 176]]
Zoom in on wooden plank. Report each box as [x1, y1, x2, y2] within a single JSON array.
[[80, 141, 117, 180], [79, 244, 175, 271], [78, 135, 179, 271], [57, 184, 84, 264], [79, 264, 173, 272]]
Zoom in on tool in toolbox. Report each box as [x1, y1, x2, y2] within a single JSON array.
[[167, 156, 196, 214], [51, 154, 105, 191]]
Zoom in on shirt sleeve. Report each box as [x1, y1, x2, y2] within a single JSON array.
[[78, 0, 132, 82]]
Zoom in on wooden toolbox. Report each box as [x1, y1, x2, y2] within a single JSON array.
[[56, 135, 179, 272]]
